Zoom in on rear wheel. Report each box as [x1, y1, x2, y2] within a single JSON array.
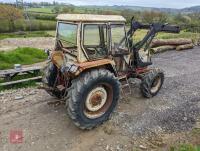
[[67, 69, 120, 129], [140, 69, 164, 98]]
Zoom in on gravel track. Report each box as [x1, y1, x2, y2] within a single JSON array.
[[0, 37, 54, 51]]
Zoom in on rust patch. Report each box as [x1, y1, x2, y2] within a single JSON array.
[[51, 51, 64, 68], [76, 59, 115, 71], [136, 67, 149, 74], [90, 92, 103, 107]]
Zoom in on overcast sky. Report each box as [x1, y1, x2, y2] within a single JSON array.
[[0, 0, 200, 8]]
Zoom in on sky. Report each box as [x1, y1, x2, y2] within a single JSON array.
[[0, 0, 200, 9]]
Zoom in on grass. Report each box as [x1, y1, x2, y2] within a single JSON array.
[[161, 127, 200, 151], [192, 127, 200, 135], [27, 7, 54, 13], [26, 6, 121, 15], [46, 30, 56, 36], [169, 144, 200, 151], [0, 47, 46, 91], [133, 29, 200, 43], [0, 47, 47, 70]]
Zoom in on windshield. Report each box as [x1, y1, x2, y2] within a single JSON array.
[[57, 22, 77, 48]]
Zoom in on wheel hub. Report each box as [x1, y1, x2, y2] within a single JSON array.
[[85, 87, 107, 112], [150, 76, 161, 93]]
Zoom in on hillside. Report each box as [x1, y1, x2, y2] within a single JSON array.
[[83, 5, 200, 14], [182, 5, 200, 13], [1, 1, 200, 14]]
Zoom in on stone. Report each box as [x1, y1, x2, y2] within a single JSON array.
[[139, 145, 147, 150], [106, 145, 110, 151], [183, 117, 187, 121], [15, 96, 24, 100]]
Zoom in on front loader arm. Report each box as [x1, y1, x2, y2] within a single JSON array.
[[126, 17, 180, 68], [128, 18, 180, 51]]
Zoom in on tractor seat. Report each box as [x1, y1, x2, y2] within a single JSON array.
[[112, 44, 129, 57], [112, 48, 129, 57]]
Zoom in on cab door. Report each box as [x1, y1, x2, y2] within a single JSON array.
[[81, 23, 109, 60], [109, 24, 130, 72]]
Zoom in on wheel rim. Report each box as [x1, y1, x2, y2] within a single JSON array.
[[150, 76, 161, 93], [84, 84, 113, 119]]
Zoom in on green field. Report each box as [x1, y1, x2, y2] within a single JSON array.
[[27, 6, 119, 14], [27, 7, 54, 13], [0, 47, 47, 70], [133, 30, 200, 43]]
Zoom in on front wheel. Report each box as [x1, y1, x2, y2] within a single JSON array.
[[140, 68, 164, 98], [67, 69, 120, 130]]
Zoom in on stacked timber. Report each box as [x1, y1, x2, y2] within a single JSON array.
[[150, 38, 194, 54], [151, 45, 176, 54], [176, 43, 194, 51]]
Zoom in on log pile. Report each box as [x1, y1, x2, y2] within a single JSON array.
[[151, 45, 176, 54], [176, 43, 194, 51], [150, 38, 194, 54]]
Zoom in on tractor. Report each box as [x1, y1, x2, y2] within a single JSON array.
[[42, 14, 180, 129]]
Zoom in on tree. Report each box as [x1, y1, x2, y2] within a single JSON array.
[[84, 8, 88, 13], [69, 6, 75, 13], [53, 6, 61, 13], [62, 6, 75, 13], [142, 11, 167, 23], [0, 4, 23, 32], [174, 13, 191, 24], [62, 7, 69, 13], [121, 9, 138, 24]]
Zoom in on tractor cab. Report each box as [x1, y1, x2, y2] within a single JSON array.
[[54, 14, 130, 72]]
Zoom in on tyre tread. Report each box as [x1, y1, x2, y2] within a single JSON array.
[[67, 69, 120, 130]]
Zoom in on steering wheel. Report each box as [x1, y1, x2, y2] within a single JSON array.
[[86, 47, 96, 55], [87, 47, 105, 56], [94, 47, 105, 56]]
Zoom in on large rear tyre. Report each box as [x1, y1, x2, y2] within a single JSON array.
[[67, 69, 120, 130], [140, 68, 164, 98]]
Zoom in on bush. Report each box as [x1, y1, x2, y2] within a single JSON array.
[[0, 4, 23, 32], [0, 19, 56, 33], [28, 13, 56, 21], [0, 20, 10, 33]]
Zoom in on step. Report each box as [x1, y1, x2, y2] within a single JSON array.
[[121, 84, 130, 88], [118, 75, 127, 80]]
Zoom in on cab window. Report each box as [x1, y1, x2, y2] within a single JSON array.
[[83, 24, 108, 59]]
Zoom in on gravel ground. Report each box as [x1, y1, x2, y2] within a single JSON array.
[[112, 47, 200, 137], [0, 37, 55, 51], [0, 47, 200, 151]]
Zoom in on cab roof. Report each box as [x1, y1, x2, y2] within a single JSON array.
[[56, 14, 126, 22]]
